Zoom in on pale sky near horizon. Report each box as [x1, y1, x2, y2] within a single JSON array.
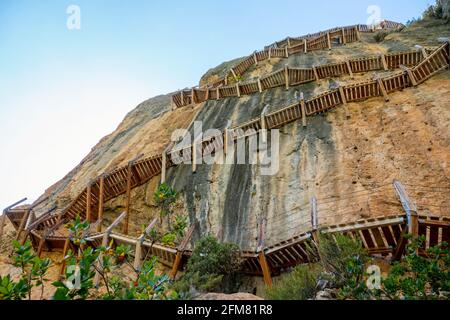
[[0, 0, 434, 210]]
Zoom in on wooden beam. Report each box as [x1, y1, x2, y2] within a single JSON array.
[[258, 252, 272, 286], [341, 28, 346, 44], [268, 48, 272, 60], [260, 105, 269, 143], [123, 165, 133, 235], [253, 52, 258, 65], [300, 92, 307, 127], [86, 183, 92, 222], [304, 39, 307, 53], [236, 83, 241, 97], [97, 175, 104, 232], [285, 47, 289, 58], [191, 88, 196, 104], [230, 68, 237, 79], [327, 32, 331, 50]]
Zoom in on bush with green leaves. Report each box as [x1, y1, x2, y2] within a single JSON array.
[[53, 216, 175, 300], [154, 183, 177, 230], [173, 235, 241, 295], [266, 264, 321, 300], [0, 240, 51, 300]]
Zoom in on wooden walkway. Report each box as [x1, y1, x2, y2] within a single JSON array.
[[171, 20, 405, 108], [8, 42, 448, 252]]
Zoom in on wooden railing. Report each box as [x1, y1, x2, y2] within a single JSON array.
[[27, 42, 449, 241], [172, 49, 427, 108]]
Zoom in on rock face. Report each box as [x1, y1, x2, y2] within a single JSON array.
[[195, 292, 263, 300], [31, 21, 450, 253]]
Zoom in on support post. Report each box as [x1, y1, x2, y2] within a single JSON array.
[[15, 209, 30, 242], [94, 212, 127, 286], [230, 68, 237, 79], [300, 92, 307, 127], [341, 28, 346, 44], [123, 164, 133, 235], [313, 66, 319, 82], [285, 47, 288, 58], [355, 26, 361, 41], [304, 39, 307, 53], [284, 65, 289, 90], [259, 252, 272, 286], [133, 218, 157, 271], [253, 52, 258, 65], [191, 88, 196, 105], [392, 180, 419, 259], [400, 65, 418, 86], [216, 88, 220, 100], [257, 218, 272, 286], [86, 183, 92, 222], [171, 224, 195, 279], [180, 91, 185, 106], [268, 48, 272, 60], [97, 175, 104, 232], [59, 236, 71, 279], [0, 214, 5, 240], [327, 32, 331, 50], [236, 82, 241, 97]]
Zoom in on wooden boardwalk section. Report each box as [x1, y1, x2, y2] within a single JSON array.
[[1, 23, 448, 283]]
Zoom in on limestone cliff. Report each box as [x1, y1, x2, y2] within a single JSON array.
[[30, 19, 450, 252]]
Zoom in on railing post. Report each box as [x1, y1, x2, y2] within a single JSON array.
[[300, 92, 307, 127], [284, 65, 289, 90], [133, 218, 157, 271], [415, 45, 428, 59], [123, 164, 133, 235], [253, 52, 258, 65], [312, 66, 319, 82], [327, 32, 331, 50], [268, 48, 272, 60], [86, 182, 92, 222], [171, 224, 195, 279], [236, 82, 241, 97], [304, 39, 307, 54], [285, 47, 289, 58], [260, 104, 269, 143], [191, 88, 196, 105]]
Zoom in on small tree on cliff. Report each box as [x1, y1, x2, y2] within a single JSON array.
[[153, 183, 177, 231]]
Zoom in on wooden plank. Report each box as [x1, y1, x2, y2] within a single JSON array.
[[376, 77, 390, 101], [400, 65, 417, 86], [97, 175, 104, 232], [284, 65, 289, 90], [122, 165, 133, 235]]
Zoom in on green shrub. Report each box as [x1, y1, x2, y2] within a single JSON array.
[[173, 235, 241, 295], [266, 264, 321, 300]]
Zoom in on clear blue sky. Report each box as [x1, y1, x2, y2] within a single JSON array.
[[0, 0, 433, 210]]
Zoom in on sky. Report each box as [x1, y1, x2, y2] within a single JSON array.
[[0, 0, 434, 210]]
